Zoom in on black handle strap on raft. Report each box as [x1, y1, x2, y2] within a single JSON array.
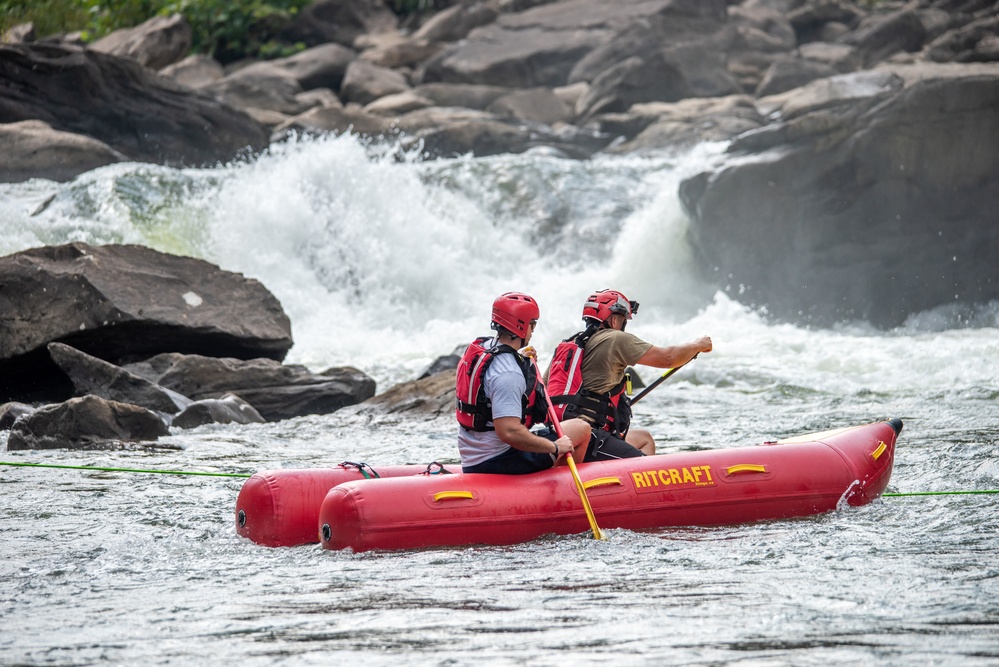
[[424, 461, 452, 475], [339, 461, 380, 479]]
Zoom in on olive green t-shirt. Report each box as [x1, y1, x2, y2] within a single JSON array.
[[580, 329, 652, 394]]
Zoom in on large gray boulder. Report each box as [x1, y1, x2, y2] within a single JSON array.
[[272, 103, 392, 141], [281, 0, 398, 48], [924, 15, 999, 64], [340, 59, 411, 106], [839, 8, 927, 68], [171, 394, 265, 429], [6, 395, 169, 450], [411, 3, 500, 43], [0, 120, 128, 183], [0, 243, 292, 403], [679, 63, 999, 328], [48, 342, 192, 414], [599, 94, 765, 155], [422, 0, 712, 88], [123, 353, 377, 421], [487, 87, 574, 125], [0, 43, 269, 174], [755, 57, 839, 97], [206, 63, 311, 116], [264, 43, 357, 91], [567, 0, 734, 85], [0, 402, 34, 430], [159, 54, 225, 89], [412, 82, 511, 110], [88, 13, 193, 71], [345, 370, 456, 424]]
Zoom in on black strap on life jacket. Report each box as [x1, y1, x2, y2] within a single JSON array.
[[549, 326, 631, 436]]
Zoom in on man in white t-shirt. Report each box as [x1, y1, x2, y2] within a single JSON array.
[[456, 292, 590, 474]]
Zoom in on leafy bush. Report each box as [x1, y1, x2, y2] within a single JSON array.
[[1, 0, 310, 62], [1, 0, 450, 58], [1, 0, 91, 38], [162, 0, 311, 63]]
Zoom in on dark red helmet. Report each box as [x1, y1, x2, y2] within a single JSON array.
[[491, 292, 540, 339], [582, 289, 639, 324]]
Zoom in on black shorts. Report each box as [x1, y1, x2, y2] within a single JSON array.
[[462, 428, 558, 475], [584, 429, 644, 462]]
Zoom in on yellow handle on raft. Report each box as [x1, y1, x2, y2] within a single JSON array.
[[531, 357, 605, 541], [583, 477, 622, 490], [433, 490, 474, 502], [726, 464, 768, 475]]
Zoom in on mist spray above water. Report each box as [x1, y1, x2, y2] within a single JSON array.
[[1, 133, 995, 392], [0, 134, 720, 379]]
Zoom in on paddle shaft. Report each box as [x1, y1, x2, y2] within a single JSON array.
[[531, 357, 604, 540], [629, 355, 697, 405]]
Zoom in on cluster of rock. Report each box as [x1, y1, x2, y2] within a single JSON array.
[[2, 0, 998, 324], [0, 243, 375, 449], [2, 0, 995, 177]]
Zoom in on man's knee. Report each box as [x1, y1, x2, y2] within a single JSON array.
[[560, 418, 591, 446], [627, 428, 656, 455]]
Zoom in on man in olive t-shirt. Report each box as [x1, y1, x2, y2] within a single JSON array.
[[547, 289, 712, 460], [579, 328, 652, 394]]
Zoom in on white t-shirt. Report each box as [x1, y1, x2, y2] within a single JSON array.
[[457, 342, 528, 467]]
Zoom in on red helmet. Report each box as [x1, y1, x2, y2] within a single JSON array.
[[491, 292, 540, 339], [582, 289, 639, 324]]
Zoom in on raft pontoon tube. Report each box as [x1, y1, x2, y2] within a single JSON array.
[[235, 461, 457, 547], [316, 419, 902, 552]]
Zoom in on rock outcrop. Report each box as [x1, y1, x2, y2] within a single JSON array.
[[679, 63, 999, 328], [0, 120, 128, 182], [171, 394, 266, 429], [0, 243, 292, 403], [47, 342, 192, 415], [87, 13, 192, 70], [2, 0, 998, 328], [0, 43, 270, 176], [6, 395, 170, 450], [123, 353, 376, 422]]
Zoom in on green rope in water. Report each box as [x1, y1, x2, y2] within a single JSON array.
[[0, 461, 251, 478], [883, 489, 999, 497]]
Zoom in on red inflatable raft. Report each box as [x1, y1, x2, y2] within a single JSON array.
[[317, 418, 901, 552], [235, 461, 458, 547]]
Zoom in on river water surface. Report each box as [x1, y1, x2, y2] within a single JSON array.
[[2, 136, 997, 665]]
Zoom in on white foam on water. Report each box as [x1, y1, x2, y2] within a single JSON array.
[[1, 133, 996, 393]]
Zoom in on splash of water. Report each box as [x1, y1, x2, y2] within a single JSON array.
[[2, 133, 997, 393], [0, 134, 721, 381]]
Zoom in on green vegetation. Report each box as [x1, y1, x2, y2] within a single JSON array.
[[1, 0, 92, 39], [387, 0, 438, 13], [1, 0, 453, 60], [0, 0, 311, 62], [167, 0, 311, 62]]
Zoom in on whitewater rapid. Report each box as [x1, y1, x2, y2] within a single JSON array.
[[3, 133, 999, 666], [1, 132, 996, 395]]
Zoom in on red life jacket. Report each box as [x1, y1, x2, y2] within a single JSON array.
[[455, 336, 549, 432], [546, 329, 631, 436]]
